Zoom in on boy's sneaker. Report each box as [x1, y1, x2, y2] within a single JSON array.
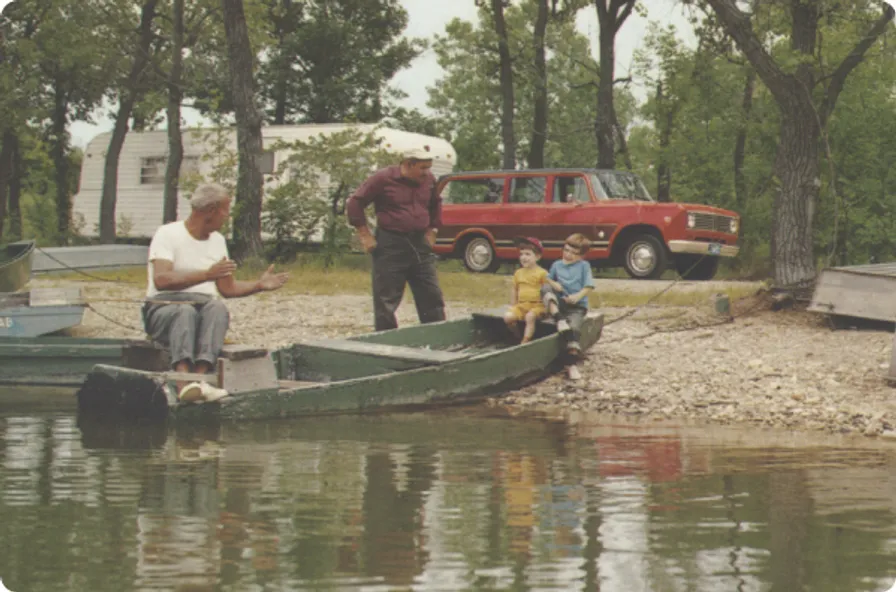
[[198, 382, 229, 403], [566, 341, 582, 357], [556, 319, 571, 334], [567, 365, 582, 381]]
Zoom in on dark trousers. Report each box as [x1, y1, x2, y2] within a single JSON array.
[[372, 228, 446, 331], [541, 285, 587, 345], [142, 292, 230, 369]]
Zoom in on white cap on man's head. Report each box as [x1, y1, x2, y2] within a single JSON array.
[[401, 146, 434, 161]]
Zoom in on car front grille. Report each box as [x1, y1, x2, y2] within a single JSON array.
[[693, 213, 735, 233]]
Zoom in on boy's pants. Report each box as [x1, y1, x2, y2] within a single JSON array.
[[371, 227, 446, 332], [142, 292, 230, 369], [541, 285, 587, 350]]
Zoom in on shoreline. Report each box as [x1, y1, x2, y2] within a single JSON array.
[[32, 278, 896, 440]]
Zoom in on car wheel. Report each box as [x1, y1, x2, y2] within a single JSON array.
[[463, 237, 500, 273], [623, 234, 668, 279], [675, 255, 719, 280]]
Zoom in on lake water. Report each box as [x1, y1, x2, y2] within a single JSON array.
[[2, 392, 896, 592]]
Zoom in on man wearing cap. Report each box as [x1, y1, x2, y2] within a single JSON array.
[[346, 147, 446, 331]]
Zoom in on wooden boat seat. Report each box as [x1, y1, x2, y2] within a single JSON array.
[[306, 338, 468, 365]]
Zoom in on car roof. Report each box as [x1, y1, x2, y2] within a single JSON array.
[[437, 168, 636, 181]]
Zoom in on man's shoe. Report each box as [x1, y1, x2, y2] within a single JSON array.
[[556, 319, 571, 334], [199, 382, 229, 403], [178, 382, 204, 403]]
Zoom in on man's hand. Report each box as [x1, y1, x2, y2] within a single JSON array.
[[356, 226, 377, 253], [425, 228, 437, 248], [257, 265, 289, 292], [206, 257, 237, 280], [359, 233, 377, 254]]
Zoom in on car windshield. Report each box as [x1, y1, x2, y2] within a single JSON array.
[[593, 171, 653, 201]]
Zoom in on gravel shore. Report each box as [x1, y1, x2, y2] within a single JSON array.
[[41, 277, 896, 439]]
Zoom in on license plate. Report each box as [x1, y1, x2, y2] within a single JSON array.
[[708, 243, 722, 255]]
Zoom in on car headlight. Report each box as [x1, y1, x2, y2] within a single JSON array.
[[729, 218, 739, 234], [687, 213, 696, 229]]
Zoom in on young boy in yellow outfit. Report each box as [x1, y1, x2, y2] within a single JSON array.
[[504, 237, 548, 343]]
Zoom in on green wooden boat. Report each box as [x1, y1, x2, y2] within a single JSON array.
[[76, 312, 604, 423], [0, 240, 35, 293], [0, 336, 130, 386]]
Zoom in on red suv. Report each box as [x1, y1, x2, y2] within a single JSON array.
[[433, 169, 740, 280]]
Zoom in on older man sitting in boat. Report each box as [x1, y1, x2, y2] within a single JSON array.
[[142, 182, 289, 403]]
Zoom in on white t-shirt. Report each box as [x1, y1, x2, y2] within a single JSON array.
[[146, 221, 229, 298]]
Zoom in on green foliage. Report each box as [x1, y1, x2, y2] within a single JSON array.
[[429, 2, 632, 171], [257, 0, 424, 124], [262, 128, 396, 265]]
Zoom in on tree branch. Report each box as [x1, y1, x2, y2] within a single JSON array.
[[703, 0, 790, 103], [820, 4, 894, 123]]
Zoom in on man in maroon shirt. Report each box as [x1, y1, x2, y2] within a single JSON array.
[[346, 147, 446, 331]]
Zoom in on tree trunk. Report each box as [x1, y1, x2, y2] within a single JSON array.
[[527, 0, 549, 169], [51, 79, 70, 244], [222, 0, 264, 260], [7, 134, 22, 241], [271, 0, 293, 126], [163, 0, 185, 224], [594, 0, 635, 170], [655, 81, 672, 202], [0, 130, 12, 241], [491, 0, 516, 170], [733, 68, 755, 212], [98, 0, 158, 243], [772, 92, 819, 287], [595, 13, 615, 169]]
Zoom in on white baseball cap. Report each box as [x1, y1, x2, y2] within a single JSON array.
[[401, 146, 434, 161]]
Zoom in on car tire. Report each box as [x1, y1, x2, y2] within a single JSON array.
[[622, 234, 668, 279], [675, 255, 719, 280], [462, 236, 500, 273]]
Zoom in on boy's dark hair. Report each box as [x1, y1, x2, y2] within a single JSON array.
[[565, 233, 591, 255]]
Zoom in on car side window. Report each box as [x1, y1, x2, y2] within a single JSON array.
[[552, 176, 591, 203], [509, 176, 547, 204], [441, 177, 506, 205]]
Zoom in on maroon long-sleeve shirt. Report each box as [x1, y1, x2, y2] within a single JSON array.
[[346, 166, 442, 233]]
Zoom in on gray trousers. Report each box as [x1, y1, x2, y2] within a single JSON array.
[[541, 285, 587, 346], [372, 228, 446, 332], [142, 292, 230, 369]]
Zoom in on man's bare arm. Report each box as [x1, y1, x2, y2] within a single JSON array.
[[152, 258, 235, 292], [217, 265, 289, 298]]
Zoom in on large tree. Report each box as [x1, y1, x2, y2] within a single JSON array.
[[222, 0, 264, 260], [478, 0, 517, 169], [259, 0, 422, 124], [98, 0, 161, 243], [593, 0, 636, 169], [700, 0, 894, 287]]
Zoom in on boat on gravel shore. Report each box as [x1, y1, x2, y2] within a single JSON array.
[[75, 311, 604, 423]]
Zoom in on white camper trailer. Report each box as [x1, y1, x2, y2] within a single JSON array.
[[73, 123, 457, 239]]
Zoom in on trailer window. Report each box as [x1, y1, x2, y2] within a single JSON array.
[[140, 157, 167, 185], [140, 156, 201, 185]]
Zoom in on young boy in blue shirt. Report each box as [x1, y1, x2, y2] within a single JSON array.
[[542, 233, 595, 379]]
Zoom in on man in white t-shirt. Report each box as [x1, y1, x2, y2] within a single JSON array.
[[143, 183, 289, 402]]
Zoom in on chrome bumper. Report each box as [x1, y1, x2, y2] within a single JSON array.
[[668, 240, 740, 258]]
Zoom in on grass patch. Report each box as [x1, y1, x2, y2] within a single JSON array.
[[54, 256, 760, 310]]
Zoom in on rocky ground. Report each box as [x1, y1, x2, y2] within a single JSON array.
[[40, 277, 896, 439]]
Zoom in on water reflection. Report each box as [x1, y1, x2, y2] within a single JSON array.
[[1, 408, 896, 591]]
